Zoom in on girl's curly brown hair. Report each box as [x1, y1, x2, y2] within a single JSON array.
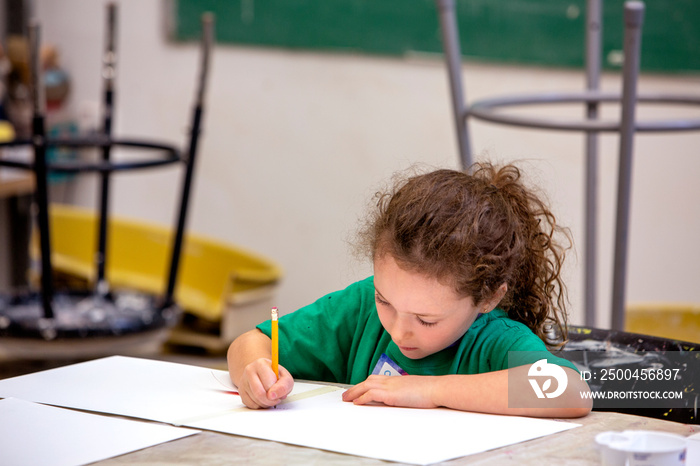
[[359, 162, 571, 347]]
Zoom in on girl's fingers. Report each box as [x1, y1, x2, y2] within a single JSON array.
[[267, 365, 294, 401]]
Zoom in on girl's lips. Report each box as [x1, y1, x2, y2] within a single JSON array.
[[399, 346, 418, 352]]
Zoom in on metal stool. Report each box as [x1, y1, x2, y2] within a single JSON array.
[[435, 0, 700, 329], [0, 5, 214, 358]]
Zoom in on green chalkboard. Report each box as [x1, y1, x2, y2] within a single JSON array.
[[172, 0, 700, 73]]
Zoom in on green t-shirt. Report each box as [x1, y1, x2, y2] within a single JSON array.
[[257, 276, 576, 384]]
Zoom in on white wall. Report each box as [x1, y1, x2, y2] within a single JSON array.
[[32, 0, 700, 328]]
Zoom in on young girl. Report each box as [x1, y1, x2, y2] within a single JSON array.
[[228, 163, 592, 418]]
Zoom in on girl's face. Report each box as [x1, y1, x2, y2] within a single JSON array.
[[373, 254, 484, 360]]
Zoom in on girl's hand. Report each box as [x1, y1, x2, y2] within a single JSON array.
[[237, 358, 294, 409], [342, 375, 438, 409]]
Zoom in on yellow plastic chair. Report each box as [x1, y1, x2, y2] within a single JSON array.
[[626, 303, 700, 344], [42, 204, 282, 347]]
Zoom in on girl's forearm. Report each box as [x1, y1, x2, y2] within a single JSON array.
[[432, 367, 592, 418]]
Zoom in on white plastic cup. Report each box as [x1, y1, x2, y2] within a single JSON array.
[[596, 431, 634, 466], [595, 430, 687, 466], [686, 431, 700, 466]]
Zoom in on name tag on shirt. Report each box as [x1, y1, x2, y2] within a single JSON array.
[[372, 353, 407, 376]]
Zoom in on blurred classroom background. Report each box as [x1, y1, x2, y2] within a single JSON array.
[[1, 0, 699, 367]]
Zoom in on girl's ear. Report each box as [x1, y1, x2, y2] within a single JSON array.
[[481, 283, 508, 313]]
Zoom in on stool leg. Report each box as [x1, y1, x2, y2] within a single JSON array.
[[29, 22, 54, 319], [611, 2, 645, 330], [436, 0, 472, 170], [584, 0, 602, 327], [95, 3, 117, 298], [163, 14, 214, 309]]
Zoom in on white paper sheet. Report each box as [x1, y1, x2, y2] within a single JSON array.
[[189, 386, 579, 465], [0, 398, 199, 466], [0, 356, 324, 425], [0, 356, 581, 465]]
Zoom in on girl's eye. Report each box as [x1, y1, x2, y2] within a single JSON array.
[[417, 317, 437, 327], [375, 292, 437, 327], [375, 294, 389, 306]]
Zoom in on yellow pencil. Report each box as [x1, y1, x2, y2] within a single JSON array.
[[271, 307, 279, 380]]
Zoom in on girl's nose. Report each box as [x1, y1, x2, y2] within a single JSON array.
[[391, 314, 413, 343]]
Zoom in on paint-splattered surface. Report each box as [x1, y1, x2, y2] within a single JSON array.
[[561, 326, 699, 424]]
